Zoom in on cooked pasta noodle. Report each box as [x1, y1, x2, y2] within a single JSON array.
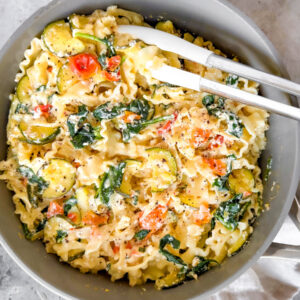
[[0, 6, 268, 289]]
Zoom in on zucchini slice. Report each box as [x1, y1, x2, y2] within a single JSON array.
[[44, 215, 74, 241], [146, 148, 177, 192], [39, 159, 76, 200], [16, 75, 32, 103], [57, 63, 79, 94], [119, 159, 143, 194], [228, 168, 255, 194], [19, 121, 60, 145], [42, 20, 85, 57]]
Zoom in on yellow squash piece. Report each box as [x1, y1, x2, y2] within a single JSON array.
[[57, 63, 79, 94], [228, 168, 255, 194]]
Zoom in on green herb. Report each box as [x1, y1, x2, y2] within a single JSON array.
[[226, 74, 239, 87], [134, 229, 150, 240], [138, 247, 146, 253], [36, 85, 47, 92], [202, 95, 225, 116], [63, 197, 77, 216], [213, 193, 244, 230], [98, 53, 107, 69], [263, 157, 272, 183], [35, 218, 46, 232], [18, 166, 48, 207], [212, 154, 236, 191], [22, 220, 46, 241], [75, 32, 116, 57], [22, 223, 33, 240], [98, 162, 126, 205], [15, 103, 30, 114], [159, 234, 187, 268], [93, 126, 103, 140], [56, 230, 68, 243]]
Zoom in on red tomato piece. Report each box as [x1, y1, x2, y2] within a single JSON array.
[[203, 157, 227, 176], [158, 112, 178, 135], [82, 211, 108, 226], [139, 205, 168, 232], [47, 201, 64, 219], [103, 70, 121, 82], [208, 134, 224, 149], [107, 55, 121, 72], [243, 191, 252, 198], [67, 212, 79, 223], [34, 104, 52, 118], [191, 128, 211, 147], [69, 53, 100, 79]]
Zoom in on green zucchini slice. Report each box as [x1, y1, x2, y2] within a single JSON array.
[[19, 121, 60, 145], [39, 159, 76, 200], [146, 148, 177, 192], [57, 63, 79, 94], [16, 75, 32, 103], [42, 20, 85, 57]]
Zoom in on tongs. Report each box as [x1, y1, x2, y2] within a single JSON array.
[[118, 25, 300, 121]]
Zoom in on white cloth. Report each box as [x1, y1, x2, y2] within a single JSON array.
[[209, 216, 300, 300]]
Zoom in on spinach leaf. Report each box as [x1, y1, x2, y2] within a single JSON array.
[[151, 83, 178, 98], [63, 197, 77, 216], [15, 103, 30, 114], [18, 166, 48, 207], [56, 230, 68, 243], [22, 219, 46, 240], [127, 99, 150, 120], [93, 126, 103, 140], [67, 105, 89, 137], [93, 102, 126, 121], [121, 115, 173, 142], [202, 94, 243, 138], [98, 162, 126, 205], [21, 223, 33, 240], [35, 218, 47, 232], [159, 234, 187, 267], [70, 123, 95, 149], [224, 112, 244, 138], [98, 53, 107, 69], [202, 95, 225, 116], [188, 256, 219, 276], [68, 250, 85, 262], [263, 157, 272, 183], [213, 193, 244, 230], [134, 229, 150, 240], [212, 154, 236, 191], [226, 74, 239, 87]]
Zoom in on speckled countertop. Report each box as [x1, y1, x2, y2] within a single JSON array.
[[0, 1, 299, 299]]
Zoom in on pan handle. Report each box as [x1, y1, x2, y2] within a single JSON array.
[[262, 196, 300, 261]]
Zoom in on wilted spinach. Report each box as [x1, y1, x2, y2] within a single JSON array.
[[56, 230, 68, 243], [134, 229, 150, 240], [63, 197, 77, 216], [151, 83, 178, 98], [187, 256, 219, 277], [213, 193, 247, 230], [93, 102, 126, 121], [98, 162, 126, 205], [15, 103, 31, 114], [212, 154, 236, 191], [224, 112, 244, 138], [17, 166, 48, 207], [226, 74, 239, 87]]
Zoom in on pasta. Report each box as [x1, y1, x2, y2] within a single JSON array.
[[0, 6, 269, 289]]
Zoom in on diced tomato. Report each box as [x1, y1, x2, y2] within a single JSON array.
[[208, 134, 224, 149], [47, 201, 64, 219], [139, 205, 168, 232], [243, 191, 252, 198], [107, 55, 121, 72], [91, 226, 102, 237], [34, 104, 52, 118], [193, 203, 211, 225], [69, 53, 100, 79], [191, 128, 211, 147], [103, 70, 121, 82], [125, 241, 133, 249], [72, 161, 81, 168], [203, 157, 227, 176], [121, 111, 141, 123], [47, 66, 53, 72], [67, 212, 79, 223], [113, 244, 120, 254], [158, 112, 178, 135], [82, 211, 108, 226]]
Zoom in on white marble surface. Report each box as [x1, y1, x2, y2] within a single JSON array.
[[0, 0, 299, 299]]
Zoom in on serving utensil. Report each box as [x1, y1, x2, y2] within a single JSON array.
[[118, 25, 300, 121]]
